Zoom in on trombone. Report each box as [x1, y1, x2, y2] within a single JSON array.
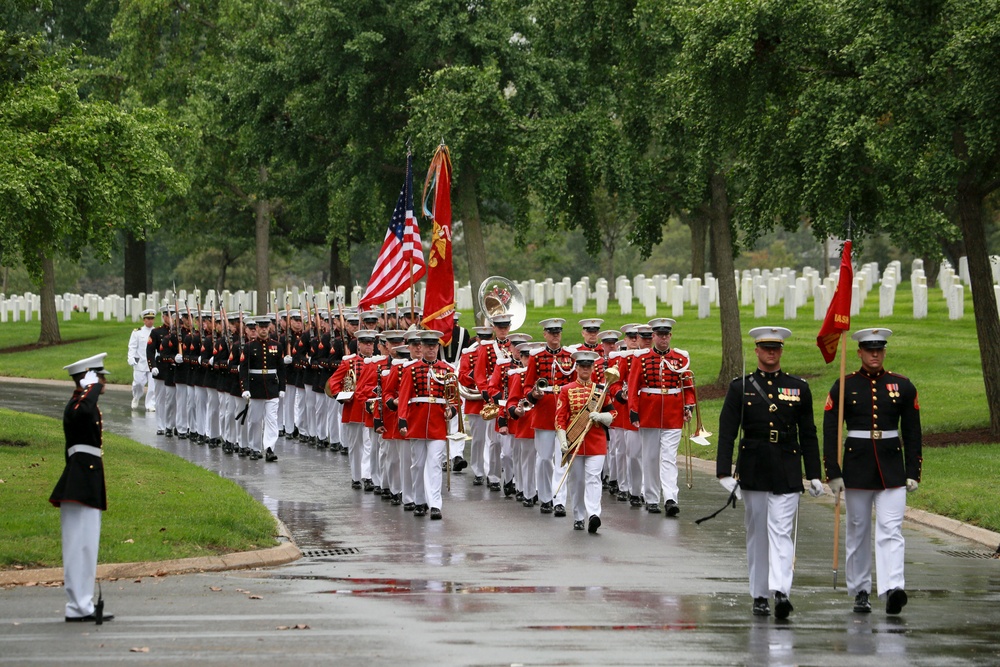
[[441, 371, 471, 491]]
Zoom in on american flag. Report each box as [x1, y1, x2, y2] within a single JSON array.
[[358, 154, 426, 309]]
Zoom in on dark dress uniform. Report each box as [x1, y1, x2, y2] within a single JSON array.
[[239, 331, 286, 460], [823, 355, 922, 609], [147, 321, 171, 433], [49, 355, 110, 622]]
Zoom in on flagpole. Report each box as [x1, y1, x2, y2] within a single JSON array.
[[832, 326, 849, 588]]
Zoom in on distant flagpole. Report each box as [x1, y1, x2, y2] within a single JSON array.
[[820, 217, 854, 589], [358, 153, 426, 310]]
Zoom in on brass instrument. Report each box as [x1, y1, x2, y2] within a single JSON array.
[[477, 276, 526, 331], [441, 370, 471, 493], [561, 366, 621, 466], [343, 366, 357, 393], [480, 399, 501, 421]]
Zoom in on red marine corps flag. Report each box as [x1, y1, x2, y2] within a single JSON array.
[[816, 240, 853, 363], [358, 153, 426, 310], [420, 144, 455, 345]]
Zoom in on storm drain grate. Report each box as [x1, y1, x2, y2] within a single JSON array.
[[301, 547, 360, 558], [939, 550, 999, 560]]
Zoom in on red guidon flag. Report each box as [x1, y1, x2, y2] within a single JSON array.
[[816, 240, 853, 363], [420, 145, 455, 345]]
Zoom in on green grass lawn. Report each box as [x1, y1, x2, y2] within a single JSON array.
[[1, 284, 998, 534], [0, 408, 278, 569]]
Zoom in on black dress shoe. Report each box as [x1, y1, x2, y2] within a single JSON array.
[[515, 491, 524, 502], [522, 495, 535, 507], [886, 588, 908, 615], [156, 430, 165, 436], [278, 429, 286, 438], [587, 515, 601, 534], [178, 432, 188, 440], [249, 451, 261, 461], [363, 479, 375, 492], [629, 494, 643, 506], [339, 446, 348, 455], [553, 504, 566, 517], [573, 520, 585, 530], [164, 429, 173, 438], [453, 456, 468, 472], [391, 494, 402, 506], [647, 502, 662, 513], [473, 476, 485, 486], [351, 480, 362, 489], [413, 504, 427, 517], [853, 590, 872, 613], [373, 486, 383, 495], [608, 481, 619, 495], [540, 501, 554, 514], [265, 448, 278, 462], [774, 592, 793, 619], [503, 481, 515, 497], [489, 481, 501, 492], [617, 491, 629, 502], [66, 613, 114, 623], [665, 500, 680, 517], [752, 597, 770, 616], [430, 507, 442, 520], [381, 487, 392, 498]]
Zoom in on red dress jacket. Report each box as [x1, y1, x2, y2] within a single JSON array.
[[555, 380, 615, 456], [379, 359, 407, 440], [355, 355, 388, 428], [523, 346, 576, 432], [328, 353, 367, 423], [627, 347, 695, 429], [505, 369, 535, 440], [397, 359, 459, 440], [608, 350, 639, 431], [458, 342, 483, 416]]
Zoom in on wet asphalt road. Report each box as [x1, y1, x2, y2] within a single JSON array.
[[1, 378, 999, 666]]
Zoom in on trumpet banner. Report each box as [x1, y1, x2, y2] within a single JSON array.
[[421, 145, 455, 346]]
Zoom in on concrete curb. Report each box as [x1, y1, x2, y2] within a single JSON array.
[[0, 520, 301, 587], [688, 456, 1000, 550]]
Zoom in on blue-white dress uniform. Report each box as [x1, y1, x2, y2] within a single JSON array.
[[128, 309, 157, 410], [49, 353, 113, 623]]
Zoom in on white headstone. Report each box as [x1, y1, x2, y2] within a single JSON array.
[[814, 285, 828, 320], [959, 256, 970, 285], [784, 285, 797, 319], [572, 283, 586, 314], [671, 285, 684, 318], [754, 285, 768, 318], [554, 282, 567, 308], [619, 285, 632, 315], [534, 283, 546, 309], [688, 277, 701, 305], [949, 284, 964, 320], [698, 285, 711, 319], [879, 282, 895, 318], [913, 283, 928, 319], [596, 284, 608, 315]]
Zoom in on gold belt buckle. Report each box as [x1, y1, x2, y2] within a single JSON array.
[[769, 430, 779, 443], [872, 430, 882, 440]]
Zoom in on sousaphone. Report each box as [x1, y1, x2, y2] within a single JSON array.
[[477, 276, 526, 331]]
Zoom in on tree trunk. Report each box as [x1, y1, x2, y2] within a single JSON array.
[[216, 247, 229, 296], [689, 213, 708, 277], [123, 231, 147, 296], [329, 235, 351, 289], [38, 255, 61, 345], [710, 171, 742, 386], [254, 166, 271, 315], [455, 165, 489, 324], [955, 184, 1000, 436], [602, 238, 616, 287]]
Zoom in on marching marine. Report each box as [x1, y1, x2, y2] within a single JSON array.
[[128, 309, 157, 411]]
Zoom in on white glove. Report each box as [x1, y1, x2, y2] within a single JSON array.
[[242, 391, 251, 400], [719, 476, 742, 500], [151, 367, 159, 377], [906, 478, 918, 492], [197, 356, 202, 364], [808, 478, 824, 497], [284, 355, 293, 365], [79, 370, 100, 388], [279, 390, 286, 398], [174, 353, 184, 364], [208, 356, 214, 365], [556, 429, 569, 453], [588, 411, 613, 427], [828, 477, 845, 496]]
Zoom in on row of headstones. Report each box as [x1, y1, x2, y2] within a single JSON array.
[[0, 254, 992, 324]]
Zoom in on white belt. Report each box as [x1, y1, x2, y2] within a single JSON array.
[[412, 397, 448, 404], [249, 369, 277, 375], [640, 388, 682, 395], [67, 444, 103, 458], [847, 430, 899, 439], [537, 387, 559, 394]]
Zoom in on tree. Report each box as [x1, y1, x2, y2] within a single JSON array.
[[0, 32, 183, 343], [668, 0, 1000, 433]]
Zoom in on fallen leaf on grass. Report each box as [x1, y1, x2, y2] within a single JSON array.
[[129, 647, 150, 653], [123, 539, 134, 544], [13, 565, 24, 570], [159, 527, 167, 532]]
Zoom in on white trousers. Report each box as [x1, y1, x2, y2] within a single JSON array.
[[206, 389, 221, 439], [447, 413, 466, 458], [569, 455, 606, 522], [61, 503, 101, 618], [159, 383, 176, 431], [327, 396, 342, 444], [144, 371, 157, 410], [153, 379, 169, 431], [743, 490, 800, 598], [498, 432, 514, 484], [361, 426, 372, 479], [516, 437, 536, 498], [220, 394, 235, 444], [384, 439, 401, 494], [625, 430, 642, 496], [606, 428, 620, 482], [131, 367, 149, 405], [399, 439, 414, 504], [295, 384, 311, 436], [314, 391, 329, 442], [301, 386, 317, 437], [640, 427, 681, 505], [247, 398, 278, 454], [193, 385, 207, 434], [410, 439, 446, 509], [467, 414, 488, 477], [342, 422, 364, 481], [175, 384, 189, 434], [284, 385, 299, 433], [535, 430, 567, 505], [368, 427, 382, 488], [486, 424, 502, 483], [846, 487, 907, 597]]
